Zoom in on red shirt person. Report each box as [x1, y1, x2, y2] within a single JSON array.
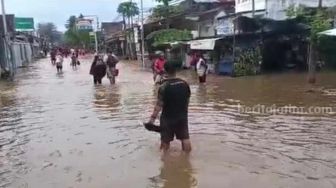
[[154, 56, 166, 74]]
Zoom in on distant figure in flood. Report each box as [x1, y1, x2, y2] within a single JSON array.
[[43, 48, 48, 57], [71, 53, 77, 69], [104, 51, 119, 85], [90, 55, 106, 85], [196, 54, 208, 83], [55, 52, 64, 73], [75, 49, 79, 59], [50, 49, 56, 65]]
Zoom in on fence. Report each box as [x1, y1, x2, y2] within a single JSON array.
[[0, 40, 34, 77], [11, 42, 33, 68]]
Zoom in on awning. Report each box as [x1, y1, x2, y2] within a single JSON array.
[[188, 38, 222, 50], [318, 28, 336, 36]]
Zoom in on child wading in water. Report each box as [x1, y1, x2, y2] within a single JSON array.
[[56, 52, 64, 73]]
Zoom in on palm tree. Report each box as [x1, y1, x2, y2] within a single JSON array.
[[117, 1, 139, 59], [156, 0, 173, 29], [66, 16, 77, 30], [155, 0, 173, 28]]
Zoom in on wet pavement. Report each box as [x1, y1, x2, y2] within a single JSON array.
[[0, 56, 336, 188]]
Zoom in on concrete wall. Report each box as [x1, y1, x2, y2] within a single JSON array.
[[0, 39, 10, 74], [11, 42, 33, 68], [0, 39, 34, 77], [199, 19, 216, 37], [236, 0, 266, 13]]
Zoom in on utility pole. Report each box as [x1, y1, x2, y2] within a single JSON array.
[[308, 0, 323, 84], [95, 16, 99, 53], [318, 0, 323, 8], [252, 0, 255, 17], [140, 0, 145, 68]]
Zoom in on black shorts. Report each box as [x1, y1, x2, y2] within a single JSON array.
[[56, 65, 62, 69], [160, 117, 189, 143]]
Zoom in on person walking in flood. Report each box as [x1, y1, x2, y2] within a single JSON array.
[[90, 55, 106, 85], [147, 62, 192, 152], [55, 52, 64, 73], [50, 49, 56, 65], [153, 52, 166, 85], [104, 51, 119, 85], [196, 54, 208, 83], [70, 53, 77, 69]]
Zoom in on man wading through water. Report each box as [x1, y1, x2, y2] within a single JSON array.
[[104, 51, 119, 84], [147, 63, 192, 152]]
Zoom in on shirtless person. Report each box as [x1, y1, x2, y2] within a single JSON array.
[[148, 63, 192, 152]]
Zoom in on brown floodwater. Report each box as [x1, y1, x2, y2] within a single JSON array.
[[0, 57, 336, 188]]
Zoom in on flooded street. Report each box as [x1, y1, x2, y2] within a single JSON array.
[[1, 57, 336, 188]]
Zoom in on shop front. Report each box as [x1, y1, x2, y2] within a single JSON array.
[[188, 38, 223, 73]]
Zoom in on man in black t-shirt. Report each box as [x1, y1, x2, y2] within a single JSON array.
[[148, 63, 192, 152]]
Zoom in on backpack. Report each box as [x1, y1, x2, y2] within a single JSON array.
[[96, 59, 105, 66], [107, 55, 119, 67]]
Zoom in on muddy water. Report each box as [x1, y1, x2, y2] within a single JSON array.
[[0, 57, 336, 188]]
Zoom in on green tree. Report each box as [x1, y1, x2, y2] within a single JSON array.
[[146, 29, 192, 47], [37, 22, 60, 45], [64, 15, 93, 49], [155, 0, 174, 28], [149, 5, 182, 22], [117, 1, 139, 59], [117, 2, 139, 29], [155, 0, 173, 6], [286, 4, 334, 84], [65, 15, 77, 30]]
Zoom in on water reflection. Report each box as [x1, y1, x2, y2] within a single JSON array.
[[194, 85, 208, 104], [92, 85, 121, 119], [0, 84, 25, 188], [150, 153, 197, 188]]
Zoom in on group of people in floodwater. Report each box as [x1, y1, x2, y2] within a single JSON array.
[[48, 48, 210, 152], [49, 48, 119, 85], [89, 51, 119, 85], [152, 51, 208, 84], [50, 48, 83, 73]]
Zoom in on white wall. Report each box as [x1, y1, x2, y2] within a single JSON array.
[[236, 0, 266, 13], [266, 0, 292, 20], [199, 20, 216, 37]]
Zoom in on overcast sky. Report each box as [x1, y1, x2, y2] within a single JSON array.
[[5, 0, 157, 31]]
